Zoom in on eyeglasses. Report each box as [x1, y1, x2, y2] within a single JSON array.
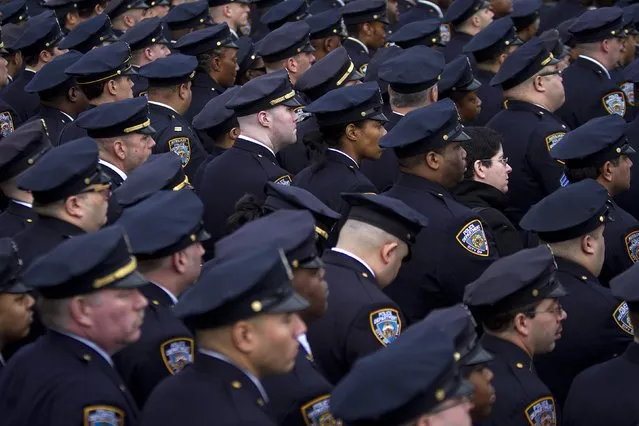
[[534, 302, 564, 317], [479, 156, 509, 165], [537, 69, 562, 78]]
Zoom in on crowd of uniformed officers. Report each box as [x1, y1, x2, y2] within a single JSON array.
[[1, 0, 639, 424]]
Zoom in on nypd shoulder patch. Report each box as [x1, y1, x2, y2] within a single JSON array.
[[0, 111, 14, 138], [370, 308, 402, 347], [613, 301, 634, 336], [300, 395, 342, 426], [160, 337, 194, 375], [621, 81, 635, 106], [625, 230, 639, 264], [83, 405, 124, 426], [274, 175, 292, 186], [440, 24, 451, 43], [456, 219, 489, 257], [168, 137, 191, 167], [525, 397, 557, 426], [545, 132, 566, 153], [602, 91, 626, 117]]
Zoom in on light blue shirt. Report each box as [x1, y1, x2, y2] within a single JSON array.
[[55, 330, 114, 367]]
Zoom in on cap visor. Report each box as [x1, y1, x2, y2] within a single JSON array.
[[451, 379, 475, 399], [269, 291, 310, 313], [224, 39, 239, 49], [547, 281, 568, 298], [462, 344, 494, 366], [348, 68, 365, 82], [283, 97, 302, 108], [302, 43, 316, 53], [124, 66, 138, 76], [452, 129, 471, 142], [112, 270, 149, 289], [197, 227, 211, 242], [3, 281, 30, 294], [548, 56, 560, 66], [370, 111, 388, 123], [466, 78, 482, 92], [512, 37, 524, 46], [622, 144, 636, 155], [298, 256, 324, 269]]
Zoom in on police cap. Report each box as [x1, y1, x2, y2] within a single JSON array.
[[21, 226, 147, 299], [256, 20, 315, 63], [341, 0, 389, 26], [294, 46, 364, 102], [174, 22, 238, 56], [104, 0, 149, 20], [519, 179, 613, 243], [306, 9, 346, 40], [162, 0, 212, 31], [445, 0, 489, 26], [174, 245, 309, 328], [0, 119, 51, 183], [65, 41, 137, 85], [490, 36, 559, 90], [550, 115, 634, 168], [380, 99, 470, 157], [120, 17, 168, 51], [463, 245, 567, 313], [438, 56, 482, 99], [139, 53, 197, 87], [0, 238, 28, 294], [17, 136, 109, 205], [379, 45, 445, 94], [463, 17, 521, 63], [261, 0, 309, 31], [511, 0, 542, 32], [58, 14, 118, 53], [387, 18, 444, 48], [76, 97, 156, 138], [304, 81, 386, 125], [569, 6, 625, 44], [11, 11, 63, 56], [193, 86, 239, 138], [117, 189, 209, 259], [0, 0, 28, 26], [226, 69, 301, 116]]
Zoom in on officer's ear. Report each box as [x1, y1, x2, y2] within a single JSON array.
[[380, 241, 399, 266], [178, 82, 191, 100], [256, 110, 272, 128], [94, 2, 104, 14], [344, 122, 361, 142], [231, 319, 259, 353], [599, 160, 615, 184], [470, 13, 482, 28], [64, 193, 86, 219], [425, 150, 442, 170], [106, 78, 120, 96], [172, 249, 189, 274], [229, 126, 241, 140], [65, 10, 80, 27], [112, 137, 128, 160], [361, 22, 373, 38], [512, 311, 533, 336], [601, 38, 614, 54], [429, 85, 439, 103]]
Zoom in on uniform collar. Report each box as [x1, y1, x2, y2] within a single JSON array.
[[395, 171, 452, 197], [152, 282, 178, 305], [53, 329, 114, 366], [0, 352, 5, 366], [297, 333, 312, 356], [37, 215, 86, 237], [11, 199, 32, 208], [24, 68, 36, 74], [480, 332, 535, 370], [198, 348, 269, 402], [99, 159, 127, 182], [554, 256, 598, 283], [236, 135, 277, 158], [148, 100, 179, 115], [328, 248, 376, 278], [346, 37, 369, 54], [327, 148, 359, 168], [577, 55, 611, 79], [193, 71, 226, 93]]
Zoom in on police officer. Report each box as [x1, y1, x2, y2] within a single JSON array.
[[511, 0, 542, 42], [215, 210, 337, 425], [556, 7, 629, 129], [0, 226, 148, 425], [0, 29, 20, 138], [139, 54, 207, 180], [380, 99, 498, 323], [0, 0, 28, 27], [56, 14, 119, 53], [120, 17, 171, 97], [307, 193, 428, 384], [114, 190, 208, 407], [226, 182, 341, 253], [441, 0, 494, 63], [145, 0, 170, 18], [208, 0, 251, 40], [293, 82, 385, 224], [362, 45, 444, 192], [487, 36, 568, 223], [2, 11, 66, 122], [112, 152, 192, 219], [387, 18, 446, 48], [464, 245, 567, 426], [0, 120, 50, 237], [261, 0, 308, 32], [520, 179, 634, 406], [331, 317, 473, 425], [563, 263, 639, 426], [24, 51, 89, 146], [281, 45, 364, 175], [60, 41, 136, 143], [438, 56, 483, 123], [198, 70, 298, 246], [235, 36, 266, 84], [104, 0, 149, 37], [341, 0, 389, 74], [0, 239, 35, 372], [74, 97, 155, 187], [141, 246, 309, 426], [43, 0, 103, 34], [256, 20, 316, 89], [422, 305, 497, 423], [551, 115, 639, 286], [306, 9, 346, 61], [463, 17, 521, 125], [174, 23, 239, 122], [163, 0, 212, 44], [13, 136, 110, 266]]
